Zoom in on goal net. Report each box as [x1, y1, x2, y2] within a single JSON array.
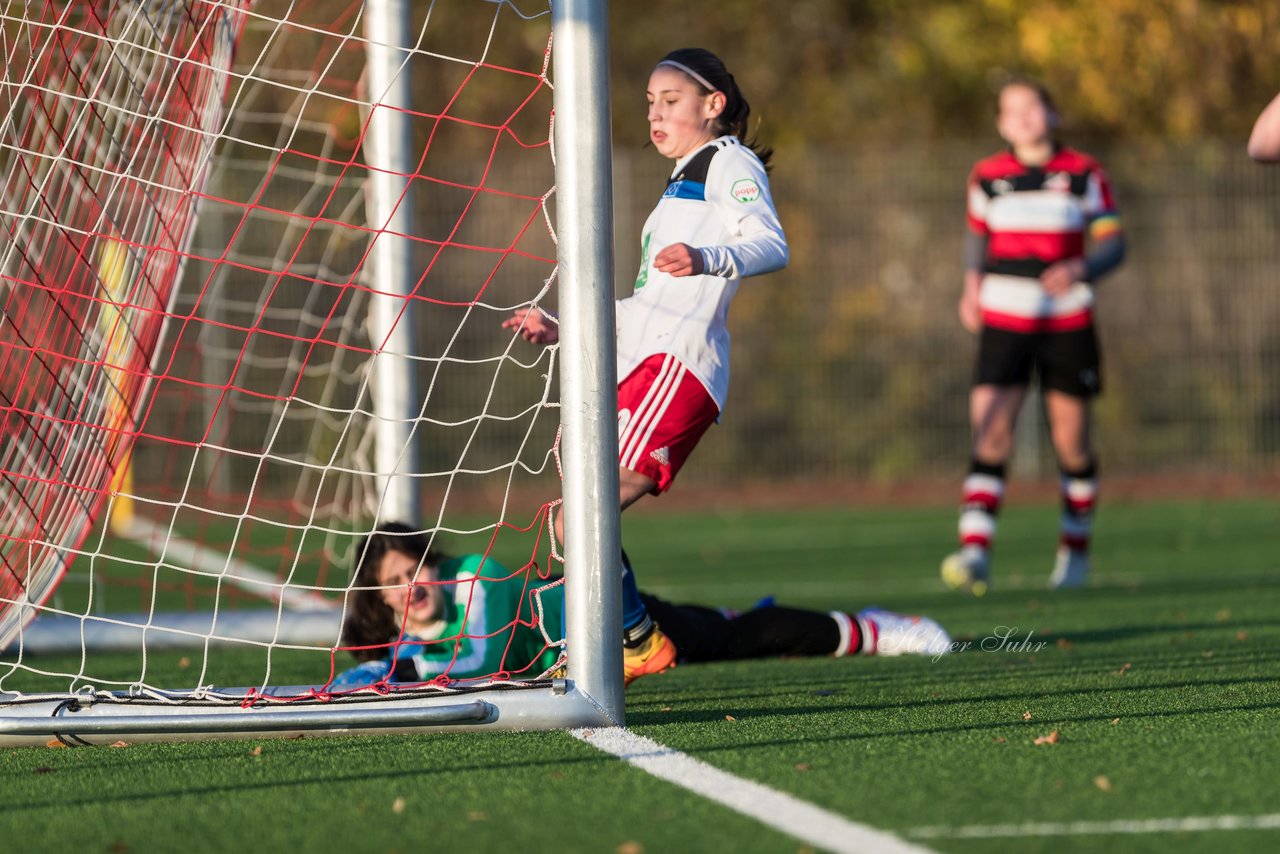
[[0, 0, 622, 745]]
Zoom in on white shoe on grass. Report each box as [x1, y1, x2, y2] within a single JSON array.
[[1049, 547, 1090, 589], [857, 609, 953, 657], [941, 546, 990, 597]]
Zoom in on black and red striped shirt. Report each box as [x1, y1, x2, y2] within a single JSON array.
[[967, 146, 1121, 332]]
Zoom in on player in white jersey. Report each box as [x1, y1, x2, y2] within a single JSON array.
[[503, 48, 788, 684]]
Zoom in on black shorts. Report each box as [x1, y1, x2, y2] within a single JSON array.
[[975, 325, 1102, 398], [639, 593, 839, 663]]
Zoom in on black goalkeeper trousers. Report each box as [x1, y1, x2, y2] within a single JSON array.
[[639, 593, 841, 663]]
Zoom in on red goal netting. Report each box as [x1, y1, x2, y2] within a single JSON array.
[[0, 0, 569, 703]]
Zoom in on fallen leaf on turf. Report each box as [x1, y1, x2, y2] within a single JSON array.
[[1215, 608, 1231, 622], [659, 707, 672, 712], [108, 842, 130, 854], [33, 766, 55, 774], [392, 797, 405, 814], [178, 656, 190, 669], [1115, 662, 1132, 676], [1033, 730, 1060, 745], [1110, 718, 1121, 725], [45, 739, 67, 749], [1022, 710, 1033, 721], [725, 714, 736, 722], [249, 746, 263, 756], [1093, 775, 1112, 792], [467, 811, 487, 822], [992, 737, 1007, 744], [617, 842, 644, 854], [794, 763, 811, 772], [1055, 637, 1073, 649], [109, 740, 130, 748], [1237, 630, 1249, 642]]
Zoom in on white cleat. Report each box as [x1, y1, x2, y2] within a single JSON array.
[[858, 609, 954, 657], [941, 546, 990, 597], [1049, 547, 1090, 589]]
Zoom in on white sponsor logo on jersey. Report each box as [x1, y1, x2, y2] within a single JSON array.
[[730, 178, 760, 203], [1045, 171, 1072, 192]]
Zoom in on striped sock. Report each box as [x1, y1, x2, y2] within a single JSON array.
[[958, 459, 1006, 554], [1059, 460, 1098, 552], [829, 611, 874, 657]]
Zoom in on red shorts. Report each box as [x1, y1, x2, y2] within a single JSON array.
[[617, 354, 719, 494]]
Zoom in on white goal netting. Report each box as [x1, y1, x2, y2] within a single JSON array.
[[0, 0, 572, 716]]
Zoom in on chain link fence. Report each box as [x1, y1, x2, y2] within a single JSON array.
[[143, 138, 1280, 508], [612, 138, 1280, 487]]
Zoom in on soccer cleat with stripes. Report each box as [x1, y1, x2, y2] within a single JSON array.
[[941, 546, 990, 596], [857, 609, 953, 657], [622, 625, 677, 686], [1049, 547, 1090, 589]]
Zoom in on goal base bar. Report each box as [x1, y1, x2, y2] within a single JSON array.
[[0, 680, 619, 747]]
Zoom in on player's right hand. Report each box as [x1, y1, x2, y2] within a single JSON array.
[[653, 242, 705, 277], [502, 306, 559, 345]]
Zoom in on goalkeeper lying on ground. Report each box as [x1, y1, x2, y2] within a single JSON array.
[[331, 523, 952, 690]]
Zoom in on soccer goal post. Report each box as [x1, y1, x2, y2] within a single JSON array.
[[0, 0, 622, 746]]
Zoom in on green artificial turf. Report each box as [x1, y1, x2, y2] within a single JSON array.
[[2, 497, 1277, 853]]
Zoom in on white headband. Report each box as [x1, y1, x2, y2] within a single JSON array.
[[656, 59, 718, 94]]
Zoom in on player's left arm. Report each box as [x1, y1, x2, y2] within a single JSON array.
[[659, 150, 788, 280], [1040, 165, 1125, 294], [1080, 165, 1125, 282]]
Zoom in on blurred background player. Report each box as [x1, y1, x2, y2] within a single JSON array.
[[332, 524, 953, 689], [503, 48, 788, 682], [942, 77, 1126, 595], [1247, 91, 1280, 163]]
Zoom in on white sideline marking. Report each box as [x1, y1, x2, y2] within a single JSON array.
[[907, 813, 1280, 839], [572, 727, 934, 854], [125, 518, 333, 611]]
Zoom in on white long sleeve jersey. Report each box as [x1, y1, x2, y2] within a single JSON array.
[[616, 136, 788, 412]]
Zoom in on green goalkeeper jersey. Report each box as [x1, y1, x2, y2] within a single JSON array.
[[395, 554, 565, 681]]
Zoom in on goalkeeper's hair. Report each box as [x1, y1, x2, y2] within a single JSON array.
[[660, 47, 774, 172], [342, 522, 448, 662]]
